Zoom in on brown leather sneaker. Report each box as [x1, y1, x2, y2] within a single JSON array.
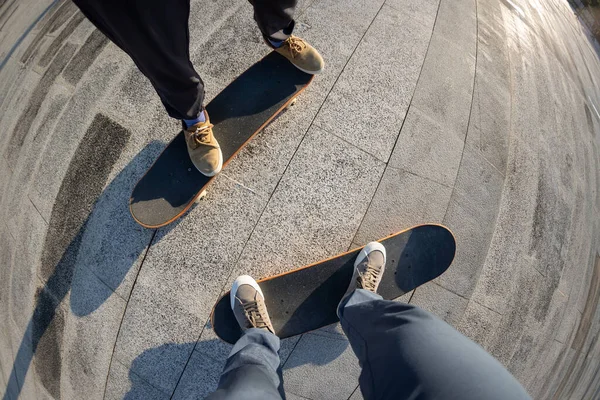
[[184, 110, 223, 177], [275, 35, 324, 75]]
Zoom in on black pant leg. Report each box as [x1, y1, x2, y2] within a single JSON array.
[[248, 0, 297, 38], [73, 0, 204, 120]]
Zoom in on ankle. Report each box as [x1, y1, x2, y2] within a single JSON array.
[[268, 37, 284, 48], [183, 110, 206, 128]]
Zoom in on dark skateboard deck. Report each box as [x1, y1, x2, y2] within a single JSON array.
[[130, 52, 314, 228], [211, 224, 456, 344]]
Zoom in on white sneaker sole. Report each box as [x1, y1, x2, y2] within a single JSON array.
[[293, 63, 324, 75], [230, 275, 264, 310]]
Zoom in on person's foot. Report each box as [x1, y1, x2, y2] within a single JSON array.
[[231, 275, 275, 334], [270, 35, 324, 75], [337, 242, 386, 317], [183, 110, 223, 177]]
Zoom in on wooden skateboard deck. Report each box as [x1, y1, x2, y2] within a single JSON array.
[[211, 224, 456, 344], [129, 52, 313, 228]]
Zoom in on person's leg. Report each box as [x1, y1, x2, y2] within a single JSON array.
[[207, 276, 284, 399], [206, 328, 283, 400], [337, 242, 531, 400], [248, 0, 297, 40], [72, 0, 203, 121], [339, 292, 531, 400], [73, 0, 223, 176], [248, 0, 324, 74]]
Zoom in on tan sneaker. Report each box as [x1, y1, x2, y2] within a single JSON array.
[[230, 275, 275, 334], [183, 110, 223, 177], [337, 241, 386, 318], [275, 35, 324, 75]]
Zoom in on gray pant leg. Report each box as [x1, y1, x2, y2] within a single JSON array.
[[207, 328, 284, 400], [338, 289, 531, 400]]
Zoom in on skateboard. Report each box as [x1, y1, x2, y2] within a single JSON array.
[[211, 224, 456, 344], [129, 51, 314, 228]]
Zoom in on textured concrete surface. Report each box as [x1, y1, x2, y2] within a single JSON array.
[[1, 0, 600, 399]]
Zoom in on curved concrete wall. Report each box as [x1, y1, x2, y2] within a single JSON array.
[[0, 0, 599, 398]]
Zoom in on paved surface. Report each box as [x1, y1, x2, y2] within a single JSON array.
[[1, 0, 600, 398]]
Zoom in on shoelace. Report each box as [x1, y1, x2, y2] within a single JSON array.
[[243, 301, 270, 329], [285, 36, 306, 58], [358, 264, 380, 291], [189, 123, 214, 145]]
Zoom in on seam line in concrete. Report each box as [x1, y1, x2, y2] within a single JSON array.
[[431, 279, 472, 302], [2, 153, 13, 174], [385, 163, 454, 190], [472, 143, 507, 178], [464, 0, 538, 323], [468, 0, 519, 312], [472, 297, 502, 316], [281, 334, 308, 370], [114, 357, 170, 397], [474, 65, 484, 160], [348, 0, 442, 249], [169, 314, 215, 397], [346, 384, 360, 400], [102, 228, 158, 400], [4, 220, 16, 242], [26, 196, 49, 226], [406, 289, 416, 304], [531, 261, 545, 278], [318, 124, 387, 163], [90, 268, 131, 302], [379, 0, 442, 166], [0, 0, 60, 70], [281, 334, 304, 368], [442, 0, 479, 223]]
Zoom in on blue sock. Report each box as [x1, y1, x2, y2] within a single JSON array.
[[183, 112, 206, 128], [268, 38, 284, 48]]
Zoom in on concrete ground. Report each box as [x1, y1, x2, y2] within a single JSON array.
[[0, 0, 599, 398]]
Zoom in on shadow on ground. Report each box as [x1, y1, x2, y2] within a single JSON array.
[[2, 118, 177, 399], [124, 335, 348, 399]]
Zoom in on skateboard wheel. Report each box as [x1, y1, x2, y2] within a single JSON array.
[[286, 98, 297, 110], [197, 190, 207, 202]]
